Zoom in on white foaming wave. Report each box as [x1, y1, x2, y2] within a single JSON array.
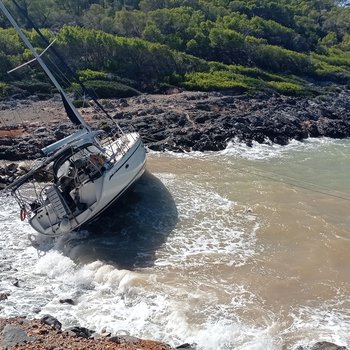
[[41, 263, 178, 344], [34, 251, 88, 285], [288, 302, 350, 348], [148, 148, 207, 159], [154, 177, 260, 268], [121, 278, 280, 350], [222, 137, 349, 160], [32, 259, 274, 350], [22, 252, 162, 336], [168, 288, 279, 350], [193, 320, 278, 350], [0, 204, 61, 318]]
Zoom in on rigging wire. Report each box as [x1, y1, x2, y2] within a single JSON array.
[[6, 0, 133, 139], [11, 0, 123, 129], [42, 52, 126, 136], [227, 160, 350, 202]]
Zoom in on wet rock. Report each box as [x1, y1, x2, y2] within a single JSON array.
[[2, 324, 33, 349], [6, 163, 17, 173], [59, 298, 75, 305], [0, 175, 7, 184], [0, 292, 9, 301], [66, 326, 94, 338], [176, 343, 197, 349], [297, 342, 347, 350], [12, 279, 20, 287], [40, 314, 62, 330]]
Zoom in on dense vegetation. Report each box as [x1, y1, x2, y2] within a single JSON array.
[[0, 0, 349, 98]]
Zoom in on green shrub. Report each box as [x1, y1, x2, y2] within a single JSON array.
[[311, 58, 350, 83], [73, 80, 140, 98], [0, 82, 7, 97], [13, 80, 54, 95], [72, 99, 84, 108], [226, 64, 286, 82], [268, 81, 308, 96], [253, 44, 314, 75], [78, 69, 108, 81], [312, 52, 350, 69], [182, 71, 249, 92]]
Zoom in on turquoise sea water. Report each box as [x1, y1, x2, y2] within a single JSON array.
[[1, 137, 350, 349]]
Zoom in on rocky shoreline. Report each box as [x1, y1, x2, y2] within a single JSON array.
[[0, 315, 347, 350], [0, 315, 186, 349], [0, 88, 350, 162]]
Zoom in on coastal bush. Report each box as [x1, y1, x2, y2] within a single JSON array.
[[13, 80, 54, 95], [1, 0, 350, 96], [252, 44, 315, 75], [72, 80, 140, 98], [56, 26, 208, 83], [0, 28, 24, 55], [312, 58, 350, 83], [312, 51, 350, 70], [183, 66, 314, 96], [220, 13, 304, 51], [225, 65, 287, 82], [0, 82, 7, 97], [182, 71, 249, 92], [267, 81, 309, 96], [78, 69, 108, 81], [72, 99, 84, 108]]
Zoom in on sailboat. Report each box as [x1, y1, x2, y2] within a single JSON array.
[[0, 1, 147, 236]]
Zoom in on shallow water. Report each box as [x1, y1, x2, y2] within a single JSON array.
[[1, 138, 350, 349]]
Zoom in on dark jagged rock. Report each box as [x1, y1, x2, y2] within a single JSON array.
[[40, 314, 62, 330], [0, 293, 9, 301], [66, 326, 95, 338], [59, 298, 75, 305], [0, 89, 350, 160], [297, 341, 348, 350], [176, 343, 197, 349]]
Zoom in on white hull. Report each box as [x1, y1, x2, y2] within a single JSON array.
[[29, 133, 146, 235]]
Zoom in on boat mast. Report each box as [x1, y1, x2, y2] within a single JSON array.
[[0, 0, 90, 131]]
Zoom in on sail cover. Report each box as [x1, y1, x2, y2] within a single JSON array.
[[60, 92, 81, 126]]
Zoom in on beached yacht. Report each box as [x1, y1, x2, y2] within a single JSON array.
[[0, 1, 147, 235]]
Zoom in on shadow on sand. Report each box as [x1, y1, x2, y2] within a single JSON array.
[[51, 171, 178, 269]]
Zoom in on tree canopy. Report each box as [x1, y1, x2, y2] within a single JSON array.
[[0, 0, 349, 97]]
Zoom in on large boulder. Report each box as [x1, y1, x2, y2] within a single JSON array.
[[2, 324, 33, 349]]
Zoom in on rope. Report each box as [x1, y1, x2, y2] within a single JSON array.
[[229, 161, 350, 202]]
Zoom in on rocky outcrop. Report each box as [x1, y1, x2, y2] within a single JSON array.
[[0, 89, 349, 160], [0, 317, 347, 350], [0, 89, 349, 189], [0, 316, 174, 349], [0, 162, 52, 189], [118, 89, 350, 152]]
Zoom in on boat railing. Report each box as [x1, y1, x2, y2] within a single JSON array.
[[100, 133, 131, 163], [12, 181, 54, 220]]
